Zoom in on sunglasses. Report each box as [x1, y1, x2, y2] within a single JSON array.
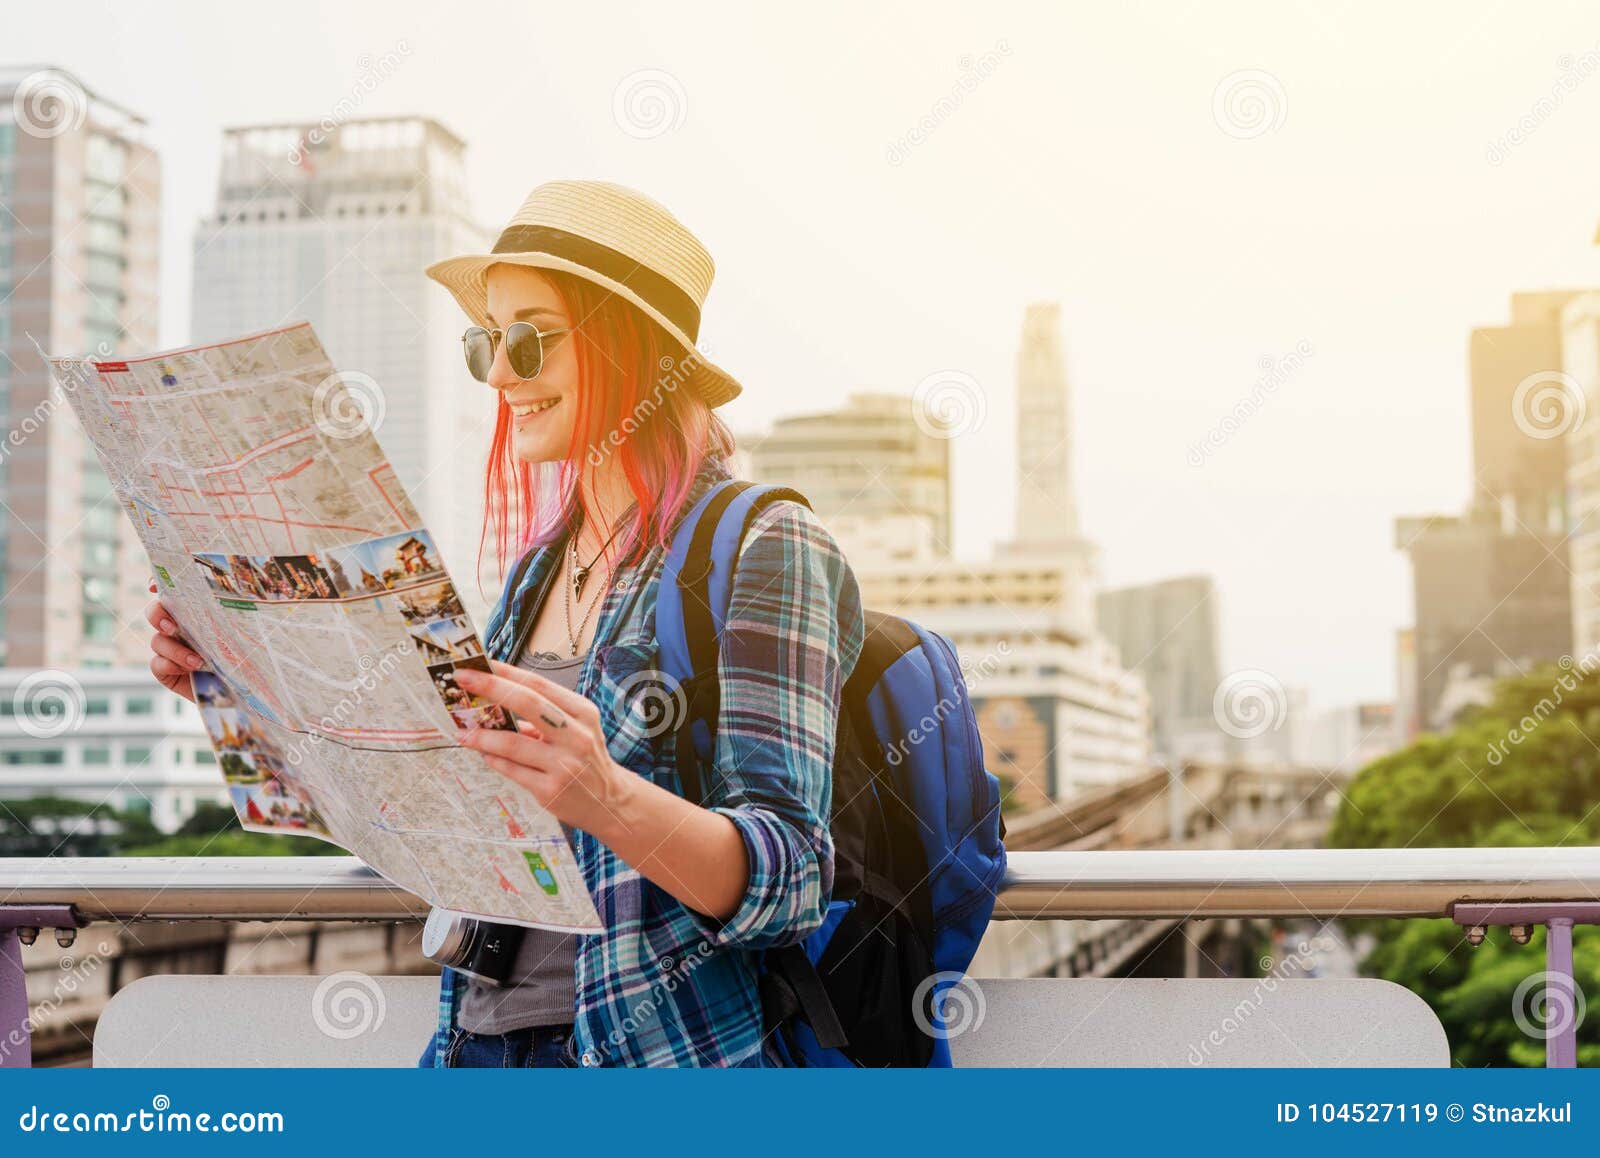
[[461, 322, 572, 383]]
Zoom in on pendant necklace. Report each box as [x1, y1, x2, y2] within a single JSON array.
[[563, 520, 625, 655]]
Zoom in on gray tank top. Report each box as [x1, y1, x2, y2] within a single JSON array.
[[456, 649, 583, 1033]]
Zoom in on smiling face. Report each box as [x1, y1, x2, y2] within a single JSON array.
[[483, 264, 581, 464]]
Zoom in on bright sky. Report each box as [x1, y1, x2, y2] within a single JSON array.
[[10, 0, 1600, 709]]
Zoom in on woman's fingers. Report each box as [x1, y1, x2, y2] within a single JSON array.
[[151, 630, 205, 672], [461, 721, 554, 766], [456, 667, 570, 733], [487, 659, 593, 717], [149, 655, 197, 703], [143, 598, 181, 637]]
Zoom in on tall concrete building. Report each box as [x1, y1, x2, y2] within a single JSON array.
[[191, 117, 493, 613], [1561, 292, 1600, 656], [746, 392, 950, 563], [0, 67, 160, 668], [1396, 291, 1580, 730], [1096, 576, 1223, 762], [1012, 302, 1078, 550], [849, 304, 1151, 800]]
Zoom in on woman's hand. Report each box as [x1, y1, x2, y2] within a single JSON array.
[[144, 588, 204, 704], [456, 660, 636, 836], [457, 659, 750, 921]]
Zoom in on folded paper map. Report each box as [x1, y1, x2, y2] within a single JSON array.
[[49, 323, 601, 932]]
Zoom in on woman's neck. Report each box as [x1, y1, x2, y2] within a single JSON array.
[[571, 457, 635, 561]]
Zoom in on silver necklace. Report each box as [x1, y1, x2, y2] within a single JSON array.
[[562, 544, 609, 656], [568, 521, 624, 602]]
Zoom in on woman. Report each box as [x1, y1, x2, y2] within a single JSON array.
[[145, 180, 864, 1068]]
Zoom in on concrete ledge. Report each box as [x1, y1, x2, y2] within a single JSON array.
[[94, 975, 439, 1068], [947, 978, 1449, 1067], [92, 974, 1449, 1068]]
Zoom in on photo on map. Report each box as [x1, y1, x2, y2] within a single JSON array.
[[230, 778, 326, 834], [428, 655, 513, 731], [267, 554, 341, 600], [196, 687, 288, 785], [407, 614, 485, 664], [323, 528, 447, 594], [394, 580, 466, 626]]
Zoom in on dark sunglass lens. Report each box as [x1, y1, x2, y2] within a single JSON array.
[[505, 321, 544, 380], [463, 328, 494, 381]]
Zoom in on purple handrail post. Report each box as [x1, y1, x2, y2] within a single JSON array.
[[1546, 918, 1577, 1069], [0, 904, 83, 1070], [1452, 901, 1600, 1070]]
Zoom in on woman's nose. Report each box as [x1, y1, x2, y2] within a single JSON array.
[[485, 340, 517, 393]]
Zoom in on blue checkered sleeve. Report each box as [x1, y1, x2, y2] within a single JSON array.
[[684, 501, 864, 950]]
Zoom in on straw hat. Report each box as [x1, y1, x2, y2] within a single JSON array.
[[426, 180, 740, 407]]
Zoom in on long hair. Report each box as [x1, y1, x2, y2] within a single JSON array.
[[480, 267, 735, 577]]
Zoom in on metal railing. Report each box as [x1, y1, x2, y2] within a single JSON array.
[[5, 846, 1600, 920], [4, 847, 1600, 1067]]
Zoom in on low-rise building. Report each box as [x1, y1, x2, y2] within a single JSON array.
[[0, 668, 225, 832]]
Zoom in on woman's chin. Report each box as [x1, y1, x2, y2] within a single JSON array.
[[511, 431, 568, 465]]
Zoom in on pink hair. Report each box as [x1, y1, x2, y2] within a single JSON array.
[[479, 268, 734, 579]]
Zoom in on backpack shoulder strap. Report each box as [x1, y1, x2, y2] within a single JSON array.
[[656, 480, 810, 805]]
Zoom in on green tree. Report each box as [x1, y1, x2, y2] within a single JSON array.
[[126, 797, 343, 857], [1329, 661, 1600, 1066], [0, 795, 162, 856], [0, 793, 342, 857]]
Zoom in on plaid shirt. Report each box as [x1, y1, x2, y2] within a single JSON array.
[[432, 462, 864, 1067]]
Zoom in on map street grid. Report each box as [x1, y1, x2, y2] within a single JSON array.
[[49, 323, 600, 932]]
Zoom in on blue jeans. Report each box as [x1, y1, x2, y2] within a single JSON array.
[[418, 1024, 578, 1069]]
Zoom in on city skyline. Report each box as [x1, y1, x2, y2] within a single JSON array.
[[8, 3, 1600, 712]]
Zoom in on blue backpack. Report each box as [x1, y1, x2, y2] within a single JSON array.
[[655, 479, 1008, 1067]]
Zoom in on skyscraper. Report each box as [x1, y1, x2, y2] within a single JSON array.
[[191, 117, 494, 613], [1097, 575, 1224, 761], [1396, 291, 1579, 730], [787, 302, 1152, 799], [0, 66, 160, 668], [1561, 291, 1600, 656], [1012, 302, 1078, 550]]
